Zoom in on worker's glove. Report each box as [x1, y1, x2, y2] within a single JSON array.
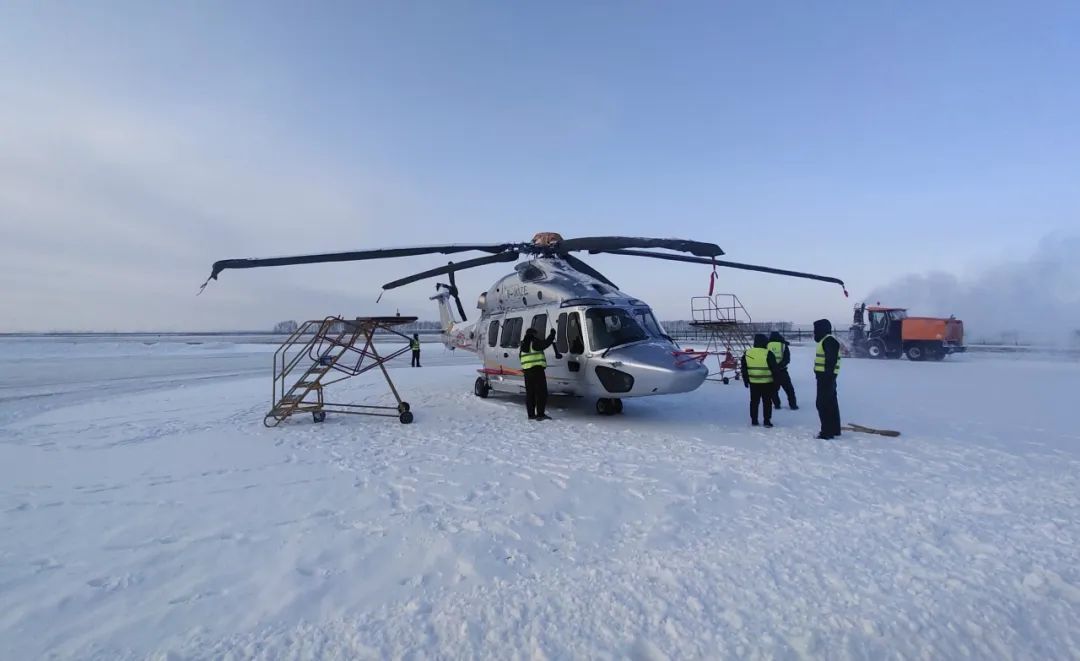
[[744, 381, 749, 389]]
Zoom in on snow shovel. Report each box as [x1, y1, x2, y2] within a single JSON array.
[[842, 423, 901, 437]]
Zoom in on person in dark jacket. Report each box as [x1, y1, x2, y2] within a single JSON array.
[[741, 333, 779, 427], [520, 327, 558, 420], [767, 331, 798, 410], [410, 333, 421, 367], [813, 319, 842, 439]]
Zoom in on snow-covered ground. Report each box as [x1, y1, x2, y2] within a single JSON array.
[[1, 338, 1079, 659]]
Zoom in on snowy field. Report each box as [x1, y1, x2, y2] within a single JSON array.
[[2, 338, 1079, 660]]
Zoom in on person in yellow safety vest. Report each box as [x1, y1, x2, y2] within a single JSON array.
[[812, 319, 842, 439], [741, 333, 779, 427], [767, 331, 798, 410], [410, 333, 421, 367], [519, 327, 558, 420]]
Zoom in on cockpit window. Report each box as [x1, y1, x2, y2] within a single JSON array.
[[585, 308, 647, 351], [633, 308, 664, 338]]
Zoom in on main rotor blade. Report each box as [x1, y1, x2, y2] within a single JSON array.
[[558, 236, 724, 257], [382, 251, 520, 290], [204, 243, 516, 284], [561, 254, 619, 289], [597, 249, 847, 289]]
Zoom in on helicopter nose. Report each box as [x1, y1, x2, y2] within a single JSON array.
[[600, 343, 708, 395]]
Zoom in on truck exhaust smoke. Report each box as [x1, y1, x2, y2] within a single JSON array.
[[866, 233, 1080, 345]]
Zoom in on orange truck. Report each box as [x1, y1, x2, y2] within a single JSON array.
[[848, 304, 965, 361]]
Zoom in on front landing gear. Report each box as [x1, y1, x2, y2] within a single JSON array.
[[596, 398, 624, 415]]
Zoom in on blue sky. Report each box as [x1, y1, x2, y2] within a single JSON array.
[[1, 2, 1077, 331]]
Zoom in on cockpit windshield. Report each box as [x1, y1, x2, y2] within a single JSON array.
[[585, 308, 648, 351], [632, 308, 665, 338], [888, 309, 908, 321]]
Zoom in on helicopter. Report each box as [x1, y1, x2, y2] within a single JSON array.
[[202, 233, 846, 415]]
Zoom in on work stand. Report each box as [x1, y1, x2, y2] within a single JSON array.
[[264, 316, 418, 427], [688, 294, 754, 384]]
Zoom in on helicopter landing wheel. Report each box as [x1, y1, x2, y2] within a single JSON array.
[[474, 377, 490, 398], [596, 398, 619, 415]]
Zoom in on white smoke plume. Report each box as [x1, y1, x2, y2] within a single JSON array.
[[866, 233, 1080, 345]]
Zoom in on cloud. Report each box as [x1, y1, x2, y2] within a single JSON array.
[[866, 233, 1080, 344]]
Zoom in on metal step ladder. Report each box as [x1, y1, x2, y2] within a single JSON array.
[[264, 316, 418, 427], [688, 294, 755, 384]]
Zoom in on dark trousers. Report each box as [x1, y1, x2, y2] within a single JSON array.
[[771, 369, 797, 408], [815, 374, 841, 436], [411, 350, 420, 367], [524, 367, 548, 418], [749, 383, 773, 424]]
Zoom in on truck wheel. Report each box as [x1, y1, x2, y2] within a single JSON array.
[[906, 344, 925, 361], [474, 377, 490, 398], [867, 341, 885, 359]]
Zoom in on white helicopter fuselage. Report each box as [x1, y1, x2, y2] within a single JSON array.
[[435, 257, 708, 401]]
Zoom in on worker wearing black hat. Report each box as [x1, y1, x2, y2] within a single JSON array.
[[812, 319, 842, 439], [767, 331, 798, 410], [410, 333, 421, 367], [520, 327, 559, 420], [741, 333, 779, 427]]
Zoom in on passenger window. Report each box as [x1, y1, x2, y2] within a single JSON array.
[[530, 314, 547, 338], [487, 320, 499, 347], [556, 313, 568, 354], [566, 312, 584, 354], [500, 317, 523, 348]]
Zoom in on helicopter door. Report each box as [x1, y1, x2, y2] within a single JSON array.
[[498, 315, 525, 379], [563, 311, 585, 372]]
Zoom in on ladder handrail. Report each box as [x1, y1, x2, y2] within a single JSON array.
[[273, 317, 338, 409]]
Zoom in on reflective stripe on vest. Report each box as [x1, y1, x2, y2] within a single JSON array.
[[410, 339, 420, 350], [815, 335, 841, 374], [767, 341, 784, 362], [744, 347, 774, 384], [520, 349, 546, 370]]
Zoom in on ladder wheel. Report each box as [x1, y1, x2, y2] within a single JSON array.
[[398, 402, 411, 413], [722, 377, 730, 385], [399, 410, 414, 424], [312, 411, 326, 423]]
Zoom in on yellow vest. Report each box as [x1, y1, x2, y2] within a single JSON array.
[[744, 347, 774, 384], [815, 335, 841, 375], [767, 341, 784, 362], [410, 339, 420, 350], [520, 349, 546, 370]]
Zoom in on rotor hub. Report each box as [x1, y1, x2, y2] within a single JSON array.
[[531, 232, 564, 247]]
